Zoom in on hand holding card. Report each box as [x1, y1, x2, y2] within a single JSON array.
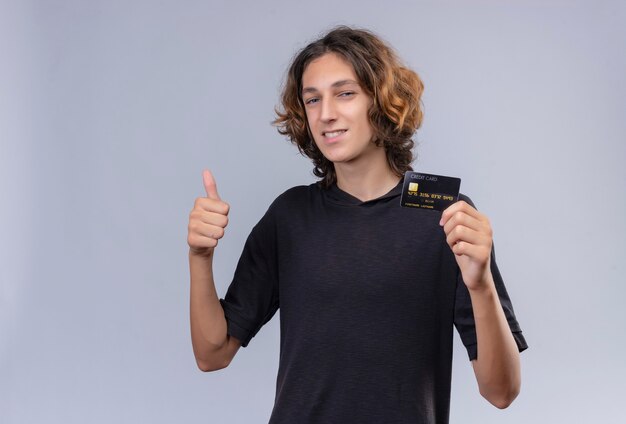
[[440, 200, 494, 291], [400, 171, 493, 290]]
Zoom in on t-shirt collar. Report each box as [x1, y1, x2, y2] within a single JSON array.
[[325, 178, 403, 206]]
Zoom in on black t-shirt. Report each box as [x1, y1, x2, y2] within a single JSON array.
[[220, 180, 527, 424]]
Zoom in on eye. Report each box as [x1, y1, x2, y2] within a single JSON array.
[[338, 91, 355, 98], [304, 97, 319, 105]]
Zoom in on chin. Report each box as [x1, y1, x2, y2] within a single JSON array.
[[322, 152, 354, 164], [317, 145, 353, 162]]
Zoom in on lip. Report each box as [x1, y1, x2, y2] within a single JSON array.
[[322, 129, 347, 144]]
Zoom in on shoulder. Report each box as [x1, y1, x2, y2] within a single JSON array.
[[268, 182, 321, 211], [251, 183, 320, 233]]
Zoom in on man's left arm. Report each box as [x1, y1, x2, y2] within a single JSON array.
[[440, 201, 521, 409]]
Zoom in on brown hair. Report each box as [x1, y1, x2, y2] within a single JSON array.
[[273, 26, 425, 188]]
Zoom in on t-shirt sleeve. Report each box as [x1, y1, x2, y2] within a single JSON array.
[[219, 205, 279, 348], [453, 195, 528, 361]]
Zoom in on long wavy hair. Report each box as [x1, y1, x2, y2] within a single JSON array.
[[273, 26, 425, 188]]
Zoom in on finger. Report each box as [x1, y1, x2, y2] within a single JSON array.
[[450, 240, 490, 259], [440, 201, 464, 226], [193, 197, 230, 216], [197, 210, 229, 228], [188, 232, 218, 250], [440, 200, 481, 226], [203, 169, 221, 200], [190, 220, 226, 241], [445, 225, 487, 249], [442, 210, 485, 236]]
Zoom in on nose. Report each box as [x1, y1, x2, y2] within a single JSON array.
[[320, 96, 337, 123]]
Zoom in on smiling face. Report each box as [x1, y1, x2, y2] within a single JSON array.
[[301, 53, 377, 166]]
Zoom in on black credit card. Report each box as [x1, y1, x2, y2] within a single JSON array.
[[400, 171, 461, 211]]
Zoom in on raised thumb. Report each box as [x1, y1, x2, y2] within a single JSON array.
[[202, 169, 221, 200]]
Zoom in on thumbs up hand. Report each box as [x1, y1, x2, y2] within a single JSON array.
[[187, 170, 230, 258]]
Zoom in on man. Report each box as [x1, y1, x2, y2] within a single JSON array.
[[187, 26, 527, 423]]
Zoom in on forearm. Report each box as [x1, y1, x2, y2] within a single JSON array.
[[469, 275, 521, 409], [189, 250, 230, 368]]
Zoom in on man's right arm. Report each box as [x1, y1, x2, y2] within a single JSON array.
[[189, 251, 240, 371], [188, 170, 241, 372]]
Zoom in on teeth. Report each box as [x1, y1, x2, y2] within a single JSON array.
[[324, 130, 345, 138]]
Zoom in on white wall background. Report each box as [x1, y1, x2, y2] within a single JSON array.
[[2, 0, 625, 422]]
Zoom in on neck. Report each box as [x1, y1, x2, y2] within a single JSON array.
[[334, 147, 401, 202]]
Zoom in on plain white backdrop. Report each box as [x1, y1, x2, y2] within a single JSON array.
[[2, 0, 625, 422]]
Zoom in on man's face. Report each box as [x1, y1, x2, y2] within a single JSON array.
[[301, 53, 376, 166]]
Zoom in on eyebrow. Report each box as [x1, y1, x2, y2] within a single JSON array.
[[302, 79, 359, 95]]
